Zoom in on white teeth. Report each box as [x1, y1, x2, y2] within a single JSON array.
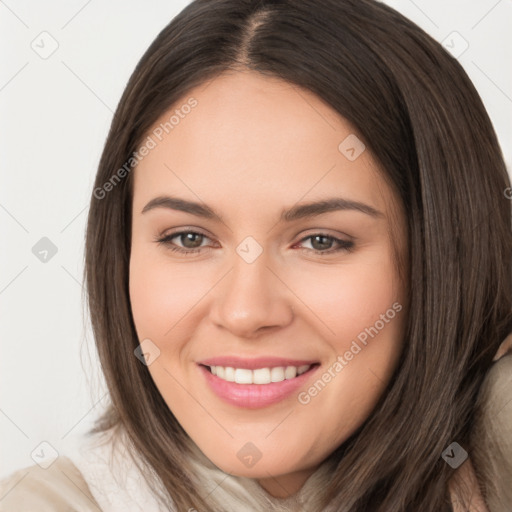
[[224, 367, 235, 382], [284, 366, 297, 379], [270, 366, 285, 382], [234, 368, 252, 384], [209, 364, 312, 384], [253, 368, 271, 384]]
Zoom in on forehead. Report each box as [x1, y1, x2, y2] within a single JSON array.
[[132, 70, 392, 216]]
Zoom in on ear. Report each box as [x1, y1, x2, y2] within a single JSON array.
[[493, 332, 512, 362]]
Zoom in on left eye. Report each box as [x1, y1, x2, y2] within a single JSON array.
[[295, 234, 354, 254]]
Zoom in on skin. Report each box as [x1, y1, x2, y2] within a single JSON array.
[[129, 69, 410, 498]]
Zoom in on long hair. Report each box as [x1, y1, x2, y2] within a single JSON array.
[[84, 0, 512, 510]]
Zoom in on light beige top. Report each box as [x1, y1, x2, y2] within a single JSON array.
[[0, 455, 100, 511]]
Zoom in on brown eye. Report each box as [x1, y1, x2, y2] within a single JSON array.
[[310, 235, 335, 251], [156, 230, 212, 255], [178, 232, 204, 249], [297, 234, 354, 254]]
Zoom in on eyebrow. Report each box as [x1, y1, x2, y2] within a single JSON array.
[[141, 195, 383, 221]]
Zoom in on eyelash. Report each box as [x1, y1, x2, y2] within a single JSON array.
[[155, 230, 354, 256]]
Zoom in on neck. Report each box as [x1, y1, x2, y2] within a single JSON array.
[[256, 465, 318, 498]]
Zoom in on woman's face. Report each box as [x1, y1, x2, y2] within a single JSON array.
[[129, 70, 408, 497]]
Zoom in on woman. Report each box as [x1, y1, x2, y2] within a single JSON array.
[[1, 0, 511, 510]]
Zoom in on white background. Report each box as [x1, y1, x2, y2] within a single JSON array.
[[1, 0, 511, 479]]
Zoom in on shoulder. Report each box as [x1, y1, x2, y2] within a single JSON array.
[[0, 455, 101, 512], [470, 351, 512, 512]]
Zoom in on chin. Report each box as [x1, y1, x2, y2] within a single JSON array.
[[204, 447, 302, 480]]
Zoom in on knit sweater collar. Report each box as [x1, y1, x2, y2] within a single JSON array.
[[69, 425, 337, 512]]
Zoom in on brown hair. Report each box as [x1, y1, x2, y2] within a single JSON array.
[[84, 0, 512, 510]]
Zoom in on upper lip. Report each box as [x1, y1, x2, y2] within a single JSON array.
[[198, 356, 319, 369]]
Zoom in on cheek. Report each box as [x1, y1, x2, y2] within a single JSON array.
[[129, 246, 209, 341], [289, 250, 401, 348], [289, 249, 404, 428]]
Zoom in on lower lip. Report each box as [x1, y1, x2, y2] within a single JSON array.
[[198, 364, 319, 409]]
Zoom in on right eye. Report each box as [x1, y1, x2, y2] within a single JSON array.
[[155, 230, 214, 256]]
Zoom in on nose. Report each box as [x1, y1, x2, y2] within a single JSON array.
[[209, 254, 294, 339]]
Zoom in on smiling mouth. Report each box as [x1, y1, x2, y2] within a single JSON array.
[[201, 364, 318, 384]]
